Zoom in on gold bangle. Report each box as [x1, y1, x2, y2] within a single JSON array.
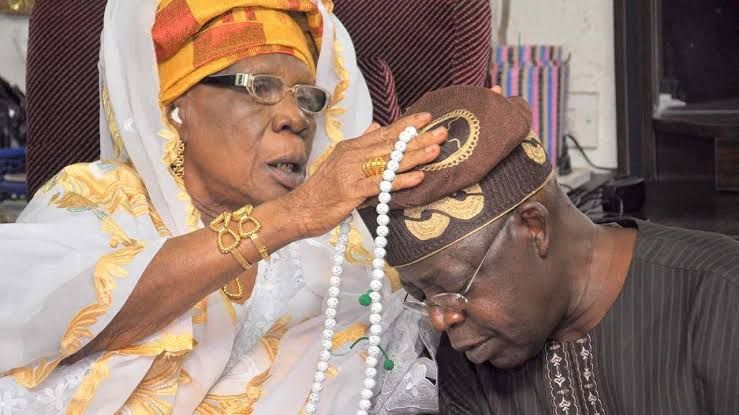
[[234, 204, 262, 238], [222, 278, 244, 300], [210, 212, 241, 254], [210, 207, 255, 300], [249, 233, 270, 261], [230, 248, 253, 270], [209, 204, 269, 263]]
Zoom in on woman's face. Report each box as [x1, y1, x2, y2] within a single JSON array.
[[173, 53, 318, 211]]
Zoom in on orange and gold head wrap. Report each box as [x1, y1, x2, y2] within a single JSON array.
[[153, 0, 324, 106]]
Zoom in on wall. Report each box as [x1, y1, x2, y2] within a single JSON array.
[[503, 0, 617, 169], [0, 13, 30, 92]]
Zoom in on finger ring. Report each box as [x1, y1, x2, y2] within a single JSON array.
[[362, 157, 388, 177]]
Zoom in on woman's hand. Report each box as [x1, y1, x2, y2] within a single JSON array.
[[281, 112, 447, 239]]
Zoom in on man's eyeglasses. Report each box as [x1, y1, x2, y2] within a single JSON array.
[[402, 212, 511, 317], [199, 73, 331, 115]]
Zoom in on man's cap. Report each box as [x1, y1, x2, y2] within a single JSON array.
[[358, 85, 553, 267]]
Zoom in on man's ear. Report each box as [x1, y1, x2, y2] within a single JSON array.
[[512, 201, 551, 258]]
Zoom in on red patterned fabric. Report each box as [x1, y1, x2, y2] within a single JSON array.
[[153, 0, 323, 104], [25, 0, 108, 197], [334, 0, 492, 125]]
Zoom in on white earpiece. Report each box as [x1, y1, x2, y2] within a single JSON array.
[[171, 107, 183, 125]]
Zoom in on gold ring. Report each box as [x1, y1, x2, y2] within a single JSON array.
[[362, 157, 388, 177]]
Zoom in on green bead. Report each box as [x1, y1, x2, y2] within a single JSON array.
[[383, 359, 394, 371], [358, 292, 372, 306]]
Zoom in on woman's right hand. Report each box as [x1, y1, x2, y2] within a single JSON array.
[[281, 112, 447, 240]]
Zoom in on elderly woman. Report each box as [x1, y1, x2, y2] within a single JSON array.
[[0, 0, 447, 413]]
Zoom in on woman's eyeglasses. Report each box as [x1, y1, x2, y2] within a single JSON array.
[[402, 212, 511, 317], [200, 73, 331, 115]]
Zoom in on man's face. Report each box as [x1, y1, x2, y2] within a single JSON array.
[[399, 213, 568, 369]]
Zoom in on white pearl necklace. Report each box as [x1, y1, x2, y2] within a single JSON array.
[[303, 126, 418, 415]]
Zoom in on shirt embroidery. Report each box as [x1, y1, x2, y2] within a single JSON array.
[[545, 342, 580, 415], [571, 336, 607, 415], [545, 335, 606, 415]]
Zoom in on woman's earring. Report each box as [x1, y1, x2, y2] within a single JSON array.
[[169, 107, 185, 179], [171, 139, 185, 179], [171, 107, 183, 125]]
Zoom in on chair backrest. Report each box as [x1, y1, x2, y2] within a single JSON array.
[[334, 0, 492, 125], [25, 0, 108, 197]]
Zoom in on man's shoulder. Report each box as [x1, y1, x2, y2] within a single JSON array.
[[632, 220, 739, 284]]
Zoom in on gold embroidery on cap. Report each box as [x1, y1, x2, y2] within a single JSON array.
[[403, 184, 485, 240], [404, 213, 450, 241], [522, 130, 547, 165], [418, 109, 480, 172]]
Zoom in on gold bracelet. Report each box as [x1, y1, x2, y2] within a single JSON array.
[[249, 233, 271, 261], [230, 248, 253, 271], [210, 212, 241, 254], [222, 278, 244, 300], [233, 204, 262, 238], [232, 204, 269, 261], [209, 206, 258, 300], [209, 204, 267, 266]]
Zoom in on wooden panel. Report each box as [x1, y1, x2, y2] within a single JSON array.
[[613, 0, 659, 179], [661, 0, 739, 103], [655, 132, 713, 181], [654, 98, 739, 139], [716, 138, 739, 191], [642, 179, 739, 236]]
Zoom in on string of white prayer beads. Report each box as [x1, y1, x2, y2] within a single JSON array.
[[303, 126, 419, 415]]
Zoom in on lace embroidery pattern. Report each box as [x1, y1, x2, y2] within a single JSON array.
[[372, 299, 440, 414], [545, 342, 581, 415], [544, 335, 607, 415], [570, 336, 607, 415], [226, 244, 305, 371], [0, 355, 94, 414]]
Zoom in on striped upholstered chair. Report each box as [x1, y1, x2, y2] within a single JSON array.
[[25, 0, 108, 197], [334, 0, 493, 125]]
